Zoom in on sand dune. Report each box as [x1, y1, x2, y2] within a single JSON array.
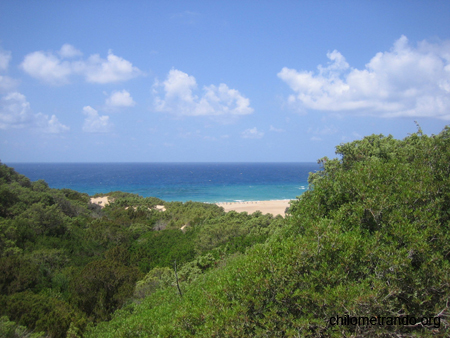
[[90, 196, 110, 208]]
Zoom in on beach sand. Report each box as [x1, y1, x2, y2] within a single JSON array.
[[90, 195, 288, 216], [216, 200, 291, 217]]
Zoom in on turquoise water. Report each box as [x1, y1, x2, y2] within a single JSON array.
[[7, 162, 319, 203]]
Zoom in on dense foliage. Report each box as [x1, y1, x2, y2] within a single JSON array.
[[1, 126, 449, 337], [87, 126, 450, 337], [0, 163, 282, 337]]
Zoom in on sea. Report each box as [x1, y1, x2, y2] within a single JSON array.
[[6, 163, 320, 203]]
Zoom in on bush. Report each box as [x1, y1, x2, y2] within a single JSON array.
[[70, 259, 142, 321]]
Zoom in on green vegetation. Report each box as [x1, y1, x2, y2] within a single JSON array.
[[1, 126, 450, 337], [0, 161, 281, 337]]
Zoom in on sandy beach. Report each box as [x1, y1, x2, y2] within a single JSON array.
[[216, 200, 291, 217], [90, 195, 289, 216]]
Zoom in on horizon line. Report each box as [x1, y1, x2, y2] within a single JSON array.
[[3, 161, 320, 164]]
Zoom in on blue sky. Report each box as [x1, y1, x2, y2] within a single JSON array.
[[1, 1, 449, 162]]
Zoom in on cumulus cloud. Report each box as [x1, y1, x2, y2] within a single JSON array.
[[278, 36, 450, 120], [0, 92, 31, 128], [34, 113, 70, 133], [0, 47, 68, 133], [82, 106, 112, 133], [0, 92, 69, 133], [21, 45, 142, 85], [58, 44, 82, 58], [21, 51, 76, 85], [105, 90, 136, 108], [241, 127, 264, 139], [84, 51, 142, 83], [153, 69, 254, 117]]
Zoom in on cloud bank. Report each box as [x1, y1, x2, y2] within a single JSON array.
[[278, 36, 450, 119], [21, 44, 142, 85], [153, 69, 254, 117]]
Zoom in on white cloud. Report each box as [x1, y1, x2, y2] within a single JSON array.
[[21, 51, 78, 85], [278, 36, 450, 120], [202, 84, 254, 116], [0, 92, 69, 133], [269, 125, 285, 132], [0, 92, 31, 128], [21, 45, 142, 85], [0, 49, 11, 71], [85, 51, 142, 83], [153, 69, 254, 117], [241, 127, 264, 139], [34, 113, 70, 133], [0, 47, 68, 133], [82, 106, 112, 133], [105, 90, 136, 108], [58, 44, 83, 58]]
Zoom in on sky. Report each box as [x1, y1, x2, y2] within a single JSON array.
[[1, 1, 450, 163]]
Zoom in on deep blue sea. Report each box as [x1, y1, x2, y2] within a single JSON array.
[[7, 163, 320, 203]]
